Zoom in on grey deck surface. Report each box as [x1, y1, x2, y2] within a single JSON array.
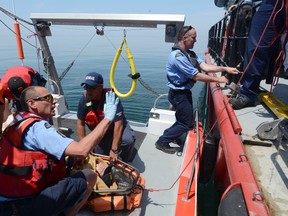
[[224, 77, 288, 216], [59, 75, 288, 215], [58, 113, 183, 216]]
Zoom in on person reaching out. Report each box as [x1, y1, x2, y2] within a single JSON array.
[[77, 72, 136, 162], [155, 25, 239, 154], [0, 86, 119, 216]]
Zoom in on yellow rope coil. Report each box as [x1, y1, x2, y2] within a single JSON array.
[[110, 37, 137, 98]]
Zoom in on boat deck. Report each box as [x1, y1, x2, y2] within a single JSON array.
[[224, 77, 288, 215], [57, 111, 184, 216], [56, 74, 288, 216]]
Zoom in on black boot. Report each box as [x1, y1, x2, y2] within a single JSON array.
[[229, 94, 255, 110], [155, 141, 176, 154]]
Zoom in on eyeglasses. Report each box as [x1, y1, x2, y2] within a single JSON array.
[[183, 25, 193, 37], [31, 94, 53, 103], [83, 85, 100, 90]]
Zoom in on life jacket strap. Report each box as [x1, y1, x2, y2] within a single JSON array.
[[0, 164, 31, 176]]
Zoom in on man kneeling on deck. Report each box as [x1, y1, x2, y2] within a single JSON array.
[[0, 86, 119, 216], [77, 72, 135, 162]]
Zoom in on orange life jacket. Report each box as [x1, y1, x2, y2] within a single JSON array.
[[0, 66, 46, 100], [0, 112, 66, 198]]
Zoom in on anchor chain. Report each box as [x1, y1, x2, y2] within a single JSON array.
[[138, 77, 161, 97]]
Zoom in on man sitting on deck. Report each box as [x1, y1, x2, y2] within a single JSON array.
[[0, 86, 118, 216]]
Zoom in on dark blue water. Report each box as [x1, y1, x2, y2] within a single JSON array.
[[0, 27, 204, 123]]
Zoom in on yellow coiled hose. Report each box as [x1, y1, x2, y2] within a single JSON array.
[[110, 37, 138, 98]]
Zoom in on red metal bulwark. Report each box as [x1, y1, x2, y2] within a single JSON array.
[[205, 53, 270, 215], [175, 125, 203, 216]]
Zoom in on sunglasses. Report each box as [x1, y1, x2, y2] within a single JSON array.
[[183, 25, 193, 37], [83, 85, 100, 90], [31, 94, 53, 103]]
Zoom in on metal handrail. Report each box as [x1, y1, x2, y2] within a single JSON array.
[[153, 93, 168, 109], [184, 106, 200, 201]]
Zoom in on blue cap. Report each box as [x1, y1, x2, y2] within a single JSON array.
[[81, 72, 103, 87]]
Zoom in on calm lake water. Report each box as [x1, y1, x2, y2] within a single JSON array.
[[0, 27, 205, 123]]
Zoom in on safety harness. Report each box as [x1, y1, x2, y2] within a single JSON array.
[[167, 46, 199, 87]]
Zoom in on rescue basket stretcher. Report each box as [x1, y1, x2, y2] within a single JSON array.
[[71, 153, 145, 213]]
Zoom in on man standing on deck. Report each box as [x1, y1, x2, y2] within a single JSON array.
[[229, 0, 286, 109], [77, 72, 136, 162], [155, 26, 239, 154], [0, 86, 119, 215]]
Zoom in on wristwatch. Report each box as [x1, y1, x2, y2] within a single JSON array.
[[111, 148, 119, 154]]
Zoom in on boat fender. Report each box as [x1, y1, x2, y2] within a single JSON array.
[[218, 187, 248, 216], [199, 135, 219, 184], [14, 22, 24, 60]]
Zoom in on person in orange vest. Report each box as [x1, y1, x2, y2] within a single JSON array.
[[0, 66, 46, 135], [0, 84, 8, 139], [0, 86, 118, 216], [77, 72, 136, 162]]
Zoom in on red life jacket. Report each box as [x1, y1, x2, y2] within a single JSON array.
[[1, 66, 39, 100], [85, 108, 105, 130], [0, 83, 4, 103], [84, 89, 111, 130], [0, 112, 66, 198]]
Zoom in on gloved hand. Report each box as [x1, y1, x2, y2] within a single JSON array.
[[104, 91, 119, 121]]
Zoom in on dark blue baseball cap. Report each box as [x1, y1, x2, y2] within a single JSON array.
[[81, 72, 103, 87]]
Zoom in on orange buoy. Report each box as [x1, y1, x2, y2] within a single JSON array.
[[14, 22, 24, 60]]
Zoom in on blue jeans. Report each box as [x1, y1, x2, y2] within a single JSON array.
[[240, 0, 285, 100], [158, 89, 194, 144]]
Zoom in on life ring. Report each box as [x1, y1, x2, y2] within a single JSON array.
[[110, 37, 138, 98]]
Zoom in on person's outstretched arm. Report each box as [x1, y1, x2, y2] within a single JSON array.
[[65, 91, 119, 157]]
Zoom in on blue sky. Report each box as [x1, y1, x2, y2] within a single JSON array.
[[1, 0, 225, 24], [0, 0, 227, 115], [0, 0, 226, 50], [0, 0, 226, 75]]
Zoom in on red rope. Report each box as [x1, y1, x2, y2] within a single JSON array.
[[232, 0, 285, 96]]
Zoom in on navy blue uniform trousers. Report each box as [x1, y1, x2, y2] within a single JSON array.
[[158, 89, 194, 144], [240, 0, 286, 100]]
